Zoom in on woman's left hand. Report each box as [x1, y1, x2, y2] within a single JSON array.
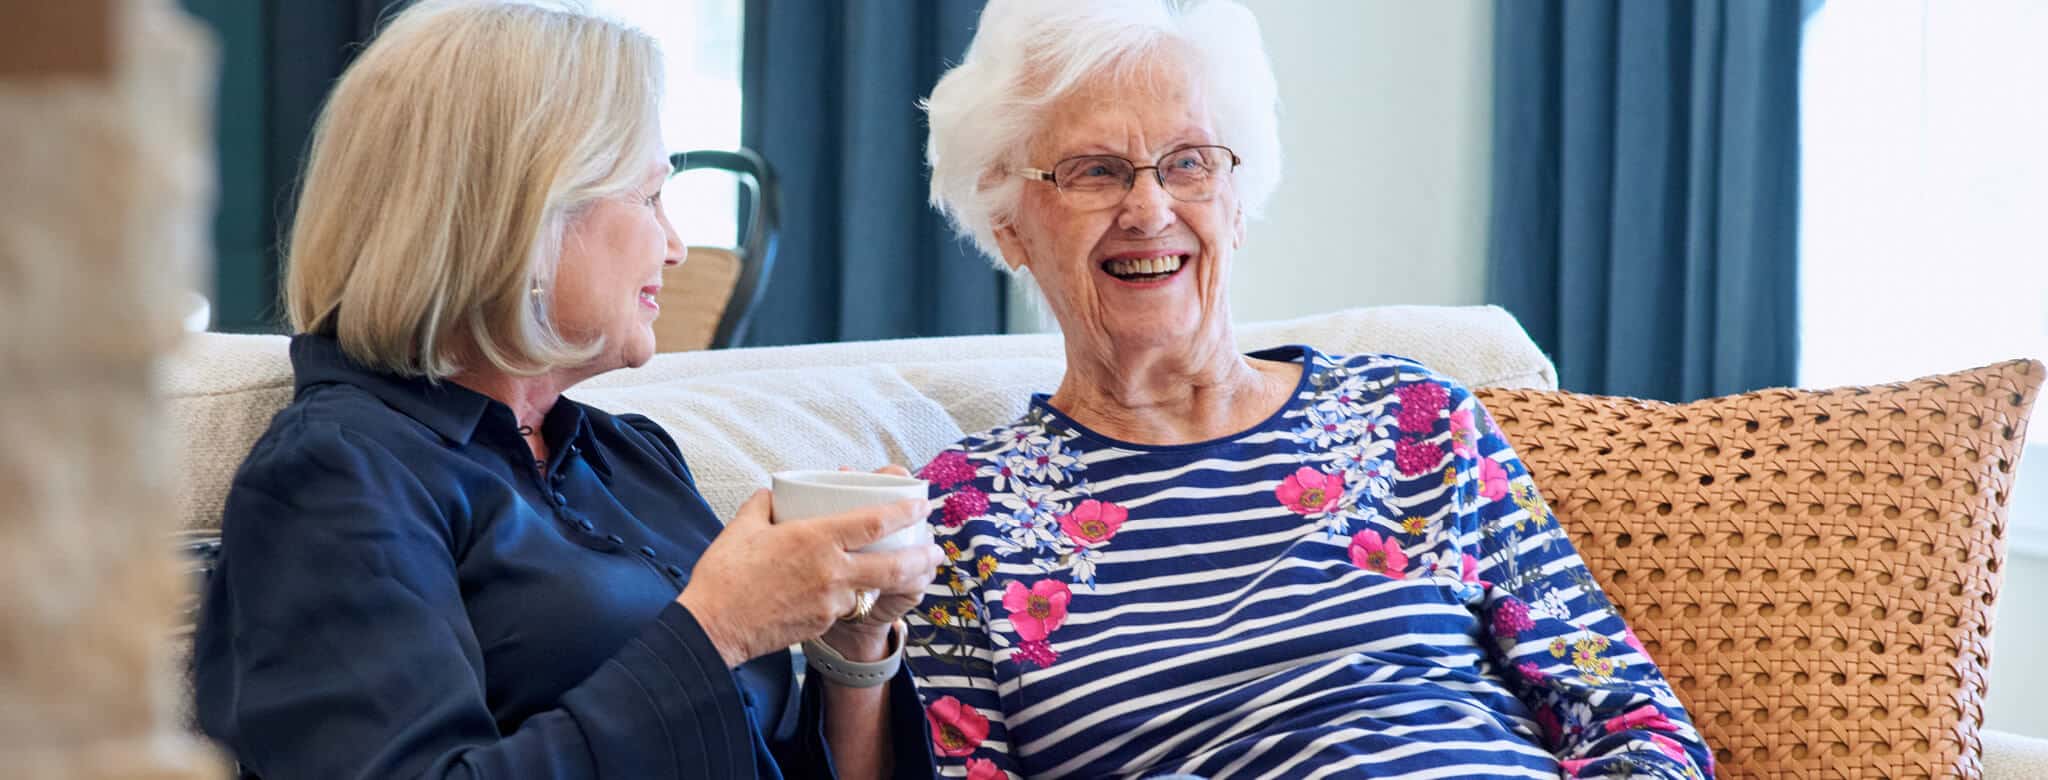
[[821, 464, 935, 661]]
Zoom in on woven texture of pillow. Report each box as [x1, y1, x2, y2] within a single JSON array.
[[1476, 359, 2044, 779]]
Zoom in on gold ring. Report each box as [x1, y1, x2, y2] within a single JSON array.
[[839, 589, 877, 623]]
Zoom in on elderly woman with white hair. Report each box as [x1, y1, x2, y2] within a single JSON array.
[[904, 2, 1709, 778], [191, 2, 942, 778]]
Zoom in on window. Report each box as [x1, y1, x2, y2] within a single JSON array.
[[588, 0, 746, 248], [1800, 0, 2048, 550]]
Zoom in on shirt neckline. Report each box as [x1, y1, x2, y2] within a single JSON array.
[[1025, 345, 1320, 454]]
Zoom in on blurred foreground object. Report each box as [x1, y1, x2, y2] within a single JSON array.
[[0, 0, 227, 776]]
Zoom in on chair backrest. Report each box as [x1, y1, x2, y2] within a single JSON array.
[[656, 148, 778, 352], [654, 246, 742, 353]]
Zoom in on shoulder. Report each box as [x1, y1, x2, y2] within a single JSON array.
[[225, 390, 460, 555], [237, 385, 432, 491], [1308, 349, 1477, 400], [584, 406, 698, 487], [588, 405, 676, 456]]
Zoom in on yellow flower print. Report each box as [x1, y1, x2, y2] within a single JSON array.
[[948, 575, 969, 595], [1511, 481, 1548, 531], [1442, 466, 1458, 487], [1401, 516, 1430, 536], [943, 541, 965, 560], [977, 554, 998, 580], [955, 601, 977, 622], [1550, 637, 1570, 658], [1568, 635, 1622, 684], [925, 606, 953, 627]]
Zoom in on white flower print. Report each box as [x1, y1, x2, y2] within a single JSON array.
[[1292, 404, 1360, 448], [977, 459, 1025, 493], [1005, 438, 1084, 485], [993, 482, 1065, 532], [990, 425, 1055, 458]]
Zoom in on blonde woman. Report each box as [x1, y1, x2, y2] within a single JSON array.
[[191, 2, 941, 777]]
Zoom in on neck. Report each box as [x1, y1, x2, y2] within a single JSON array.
[[1048, 326, 1291, 445], [444, 339, 595, 433], [451, 367, 573, 431]]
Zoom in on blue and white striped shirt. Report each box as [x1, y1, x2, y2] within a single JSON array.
[[907, 347, 1710, 780]]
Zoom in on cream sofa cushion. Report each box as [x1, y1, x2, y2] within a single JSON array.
[[165, 305, 1554, 529]]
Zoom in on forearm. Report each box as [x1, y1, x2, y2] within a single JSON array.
[[820, 626, 898, 779], [825, 678, 896, 779]]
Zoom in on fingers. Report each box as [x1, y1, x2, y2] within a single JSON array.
[[815, 498, 930, 550], [833, 464, 912, 477], [727, 489, 773, 529], [844, 544, 945, 592]]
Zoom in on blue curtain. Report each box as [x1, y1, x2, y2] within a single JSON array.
[[1487, 0, 1806, 401], [178, 0, 407, 332], [740, 0, 1006, 346]]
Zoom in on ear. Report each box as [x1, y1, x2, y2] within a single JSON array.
[[1232, 207, 1247, 250], [992, 223, 1031, 273]]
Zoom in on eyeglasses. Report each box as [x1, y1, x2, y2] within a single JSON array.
[[1017, 145, 1240, 211]]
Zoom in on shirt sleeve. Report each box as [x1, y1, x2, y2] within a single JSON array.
[[903, 456, 1023, 780], [1438, 380, 1714, 779], [193, 420, 758, 779]]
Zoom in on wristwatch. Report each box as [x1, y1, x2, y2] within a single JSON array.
[[801, 620, 907, 688]]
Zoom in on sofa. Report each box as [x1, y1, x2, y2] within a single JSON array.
[[166, 304, 2047, 778]]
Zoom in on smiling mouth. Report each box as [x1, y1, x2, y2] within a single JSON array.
[[639, 286, 661, 310], [1099, 254, 1188, 283]]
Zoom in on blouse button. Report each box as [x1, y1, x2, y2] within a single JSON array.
[[639, 545, 658, 558], [576, 518, 595, 532], [664, 564, 686, 578], [606, 534, 625, 546], [551, 492, 567, 507]]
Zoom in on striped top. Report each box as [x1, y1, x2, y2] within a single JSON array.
[[906, 347, 1711, 780]]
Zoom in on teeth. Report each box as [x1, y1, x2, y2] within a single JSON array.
[[1106, 255, 1184, 277]]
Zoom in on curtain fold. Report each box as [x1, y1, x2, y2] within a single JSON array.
[[740, 0, 1006, 346], [1487, 0, 1805, 400], [180, 0, 406, 332]]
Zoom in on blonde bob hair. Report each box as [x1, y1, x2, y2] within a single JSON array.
[[285, 0, 662, 379]]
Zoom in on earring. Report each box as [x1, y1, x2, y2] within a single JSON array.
[[530, 285, 544, 298]]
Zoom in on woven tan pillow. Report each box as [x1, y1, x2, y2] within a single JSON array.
[[1477, 359, 2044, 780]]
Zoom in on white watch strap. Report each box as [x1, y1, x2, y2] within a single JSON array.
[[801, 620, 906, 688]]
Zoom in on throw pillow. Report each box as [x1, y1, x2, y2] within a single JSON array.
[[1478, 359, 2044, 779]]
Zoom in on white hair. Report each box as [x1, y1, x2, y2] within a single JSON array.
[[923, 0, 1282, 266]]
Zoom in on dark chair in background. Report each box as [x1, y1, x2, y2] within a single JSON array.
[[655, 148, 779, 351]]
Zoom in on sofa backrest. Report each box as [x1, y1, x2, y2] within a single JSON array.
[[166, 305, 1555, 527]]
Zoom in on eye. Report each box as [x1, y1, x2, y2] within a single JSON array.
[[1166, 151, 1214, 173], [1076, 163, 1117, 179]]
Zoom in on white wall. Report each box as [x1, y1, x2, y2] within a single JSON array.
[[1007, 0, 1496, 333], [1232, 0, 1495, 323], [1987, 542, 2048, 736]]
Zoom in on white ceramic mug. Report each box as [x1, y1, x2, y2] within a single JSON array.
[[769, 470, 932, 552]]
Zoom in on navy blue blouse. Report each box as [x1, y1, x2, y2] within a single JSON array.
[[193, 335, 933, 779]]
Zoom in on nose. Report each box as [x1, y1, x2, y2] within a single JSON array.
[[659, 205, 686, 267], [1114, 171, 1177, 236]]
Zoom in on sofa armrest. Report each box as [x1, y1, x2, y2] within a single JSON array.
[[1985, 729, 2048, 779]]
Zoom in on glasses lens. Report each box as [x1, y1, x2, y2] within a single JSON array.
[[1053, 156, 1133, 190], [1160, 147, 1231, 201]]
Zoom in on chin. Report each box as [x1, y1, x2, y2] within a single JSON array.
[[616, 332, 658, 369]]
